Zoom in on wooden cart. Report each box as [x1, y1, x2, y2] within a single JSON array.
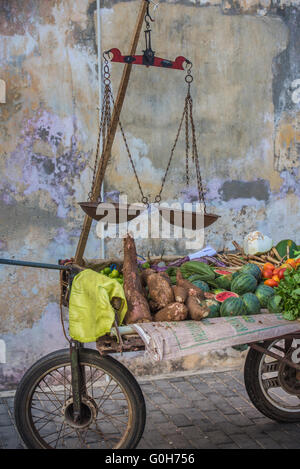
[[2, 257, 300, 449]]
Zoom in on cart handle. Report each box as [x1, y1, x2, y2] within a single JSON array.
[[0, 258, 71, 271]]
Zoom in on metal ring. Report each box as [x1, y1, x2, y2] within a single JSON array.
[[103, 50, 112, 61], [104, 79, 111, 86], [185, 74, 193, 84], [142, 196, 149, 207], [183, 60, 193, 71], [154, 195, 161, 203]]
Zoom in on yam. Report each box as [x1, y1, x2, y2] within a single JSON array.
[[154, 302, 188, 322], [140, 268, 156, 286], [172, 285, 188, 303], [123, 234, 152, 324], [148, 299, 160, 314], [176, 270, 205, 299], [158, 272, 172, 286], [146, 273, 175, 309], [186, 294, 209, 321]]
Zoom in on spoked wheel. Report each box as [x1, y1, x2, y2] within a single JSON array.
[[244, 336, 300, 423], [14, 348, 146, 449]]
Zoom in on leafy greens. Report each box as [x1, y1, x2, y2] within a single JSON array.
[[275, 269, 300, 320]]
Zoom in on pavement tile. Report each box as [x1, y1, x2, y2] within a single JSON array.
[[225, 395, 250, 409], [0, 412, 13, 427], [227, 413, 255, 427], [190, 399, 217, 412], [0, 425, 22, 449], [202, 410, 229, 424], [166, 433, 194, 449], [214, 401, 240, 415], [215, 421, 243, 436], [229, 433, 262, 449], [187, 438, 217, 449], [255, 437, 284, 449], [169, 398, 195, 409], [170, 413, 193, 428], [157, 421, 181, 436], [205, 430, 232, 445], [193, 417, 220, 432], [147, 410, 169, 423], [217, 442, 240, 449]]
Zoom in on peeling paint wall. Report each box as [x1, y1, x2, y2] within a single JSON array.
[[0, 0, 300, 388]]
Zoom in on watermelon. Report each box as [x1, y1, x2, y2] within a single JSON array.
[[190, 279, 210, 292], [239, 263, 262, 281], [215, 291, 239, 303], [255, 284, 275, 308], [230, 274, 257, 295], [242, 293, 261, 315], [232, 271, 241, 280], [267, 295, 282, 314], [220, 297, 246, 317], [200, 299, 220, 318], [215, 274, 232, 290], [214, 269, 232, 276]]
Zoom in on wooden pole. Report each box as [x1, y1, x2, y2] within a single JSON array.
[[74, 0, 148, 264]]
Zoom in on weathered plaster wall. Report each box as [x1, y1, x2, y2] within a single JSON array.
[[0, 0, 300, 388]]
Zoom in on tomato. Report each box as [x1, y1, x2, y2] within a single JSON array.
[[278, 268, 286, 280], [264, 279, 278, 287], [263, 263, 275, 271], [272, 268, 281, 275], [286, 259, 297, 269], [262, 269, 274, 279], [272, 274, 280, 283]]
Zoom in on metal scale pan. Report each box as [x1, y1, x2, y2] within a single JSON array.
[[78, 201, 219, 229]]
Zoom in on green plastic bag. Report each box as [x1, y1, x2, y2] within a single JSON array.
[[69, 269, 127, 342]]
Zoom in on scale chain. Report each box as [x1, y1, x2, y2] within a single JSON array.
[[155, 65, 207, 213], [89, 58, 114, 202], [90, 56, 206, 212]]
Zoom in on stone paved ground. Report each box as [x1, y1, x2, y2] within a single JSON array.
[[1, 369, 300, 449]]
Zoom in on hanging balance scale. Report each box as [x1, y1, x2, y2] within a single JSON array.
[[79, 1, 219, 232]]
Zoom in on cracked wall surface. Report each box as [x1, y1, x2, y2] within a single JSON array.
[[0, 0, 299, 387]]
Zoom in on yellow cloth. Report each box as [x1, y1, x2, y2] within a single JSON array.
[[69, 269, 127, 343]]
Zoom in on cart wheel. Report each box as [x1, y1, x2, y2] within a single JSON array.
[[14, 348, 146, 449], [244, 337, 300, 423]]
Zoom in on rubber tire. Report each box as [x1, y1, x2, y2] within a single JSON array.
[[14, 348, 146, 449], [244, 344, 300, 423]]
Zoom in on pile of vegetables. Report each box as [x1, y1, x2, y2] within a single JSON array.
[[261, 259, 300, 288], [100, 265, 124, 285], [271, 268, 300, 321], [117, 235, 300, 324]]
